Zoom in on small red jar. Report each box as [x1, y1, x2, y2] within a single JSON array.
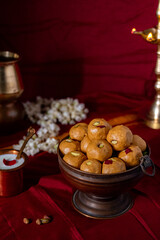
[[0, 149, 28, 197]]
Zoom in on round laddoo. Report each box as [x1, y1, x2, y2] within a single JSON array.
[[107, 125, 133, 151], [88, 118, 112, 140], [132, 135, 147, 152], [86, 139, 113, 162], [59, 138, 81, 155], [102, 157, 126, 174], [63, 151, 87, 168], [81, 135, 91, 153], [118, 145, 143, 167], [80, 159, 102, 174], [69, 123, 88, 141]]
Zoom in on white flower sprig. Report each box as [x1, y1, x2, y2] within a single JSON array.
[[13, 97, 89, 156]]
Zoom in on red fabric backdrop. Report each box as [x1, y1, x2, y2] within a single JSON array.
[[0, 0, 158, 100]]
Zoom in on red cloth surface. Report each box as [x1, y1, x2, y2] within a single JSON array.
[[0, 92, 160, 240]]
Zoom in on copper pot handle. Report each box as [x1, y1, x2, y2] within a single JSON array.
[[140, 155, 155, 176]]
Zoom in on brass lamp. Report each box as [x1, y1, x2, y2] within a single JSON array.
[[132, 1, 160, 129], [0, 51, 25, 134]]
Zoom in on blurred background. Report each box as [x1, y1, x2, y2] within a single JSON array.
[[0, 0, 158, 101]]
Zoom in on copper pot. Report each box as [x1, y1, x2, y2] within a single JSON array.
[[58, 144, 155, 219], [0, 149, 28, 197]]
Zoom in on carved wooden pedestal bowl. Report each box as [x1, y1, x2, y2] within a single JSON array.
[[57, 146, 155, 219]]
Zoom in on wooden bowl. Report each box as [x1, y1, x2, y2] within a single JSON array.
[[57, 143, 155, 219]]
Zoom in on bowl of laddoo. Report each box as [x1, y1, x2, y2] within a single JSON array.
[[57, 118, 155, 219]]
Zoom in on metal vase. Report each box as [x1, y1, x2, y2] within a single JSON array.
[[0, 51, 25, 134]]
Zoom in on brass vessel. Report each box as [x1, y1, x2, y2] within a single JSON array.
[[0, 51, 25, 133]]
